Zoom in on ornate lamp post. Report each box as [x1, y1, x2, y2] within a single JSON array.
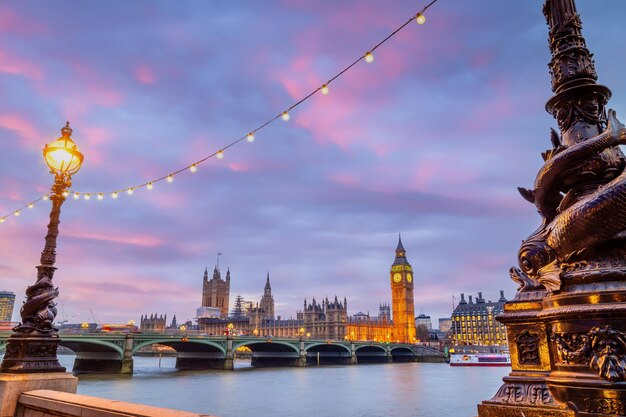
[[478, 1, 626, 416], [1, 122, 83, 373]]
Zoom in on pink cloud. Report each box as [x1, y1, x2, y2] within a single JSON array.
[[0, 48, 43, 80], [0, 114, 41, 148], [0, 8, 45, 35], [134, 64, 157, 85], [63, 228, 164, 247]]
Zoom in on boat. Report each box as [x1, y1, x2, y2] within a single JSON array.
[[449, 353, 510, 366]]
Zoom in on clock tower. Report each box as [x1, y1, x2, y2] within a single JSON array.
[[390, 235, 416, 343]]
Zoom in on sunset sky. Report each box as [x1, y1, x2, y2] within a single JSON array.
[[1, 1, 625, 326]]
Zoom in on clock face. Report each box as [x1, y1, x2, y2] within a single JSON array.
[[393, 273, 402, 283], [407, 273, 413, 283]]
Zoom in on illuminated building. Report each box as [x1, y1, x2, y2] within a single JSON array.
[[451, 291, 508, 346], [0, 291, 16, 321], [390, 236, 416, 343]]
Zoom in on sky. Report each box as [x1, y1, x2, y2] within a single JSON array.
[[1, 0, 626, 326]]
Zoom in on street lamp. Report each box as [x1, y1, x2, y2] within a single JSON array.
[[1, 122, 83, 373], [299, 327, 305, 339], [227, 322, 234, 336]]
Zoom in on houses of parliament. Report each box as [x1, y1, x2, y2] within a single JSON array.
[[195, 237, 417, 343]]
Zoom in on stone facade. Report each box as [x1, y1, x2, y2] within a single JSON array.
[[201, 266, 230, 318]]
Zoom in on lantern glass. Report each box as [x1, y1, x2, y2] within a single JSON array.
[[43, 135, 83, 175]]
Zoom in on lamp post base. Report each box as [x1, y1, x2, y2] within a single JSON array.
[[0, 334, 65, 374]]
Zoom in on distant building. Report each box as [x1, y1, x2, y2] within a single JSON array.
[[259, 273, 275, 320], [196, 306, 221, 320], [415, 313, 432, 330], [378, 303, 391, 321], [438, 317, 452, 333], [201, 266, 230, 318], [451, 291, 508, 346], [140, 314, 166, 332], [0, 291, 16, 321]]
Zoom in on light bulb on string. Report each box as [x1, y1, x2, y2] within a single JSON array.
[[28, 204, 34, 209], [247, 133, 255, 143], [73, 193, 80, 200], [43, 195, 49, 201], [0, 218, 4, 223], [62, 191, 69, 197], [321, 84, 329, 95], [167, 175, 174, 183], [127, 189, 134, 195], [97, 193, 104, 200], [216, 150, 224, 159], [416, 13, 426, 24], [14, 211, 20, 216], [190, 164, 197, 173], [365, 52, 374, 63], [112, 192, 118, 199], [84, 194, 91, 200], [147, 183, 154, 190], [282, 111, 290, 121]]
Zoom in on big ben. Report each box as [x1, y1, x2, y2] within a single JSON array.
[[390, 235, 416, 343]]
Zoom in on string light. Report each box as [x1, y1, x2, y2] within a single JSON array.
[[28, 204, 34, 209], [1, 0, 441, 223], [14, 211, 20, 216], [84, 194, 91, 200], [0, 218, 4, 223], [127, 189, 134, 195]]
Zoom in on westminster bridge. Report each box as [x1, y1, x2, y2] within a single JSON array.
[[0, 332, 445, 374]]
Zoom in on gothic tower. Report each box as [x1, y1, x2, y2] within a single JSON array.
[[259, 272, 275, 320], [390, 235, 416, 343], [201, 266, 230, 318]]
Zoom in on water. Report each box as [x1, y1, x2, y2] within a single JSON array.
[[42, 355, 508, 417]]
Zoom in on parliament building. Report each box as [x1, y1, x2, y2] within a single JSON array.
[[197, 237, 417, 343]]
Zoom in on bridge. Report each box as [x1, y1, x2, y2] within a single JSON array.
[[0, 332, 444, 374]]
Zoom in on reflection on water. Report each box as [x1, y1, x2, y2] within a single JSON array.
[[2, 354, 508, 417]]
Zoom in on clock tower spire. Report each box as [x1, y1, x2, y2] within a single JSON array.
[[390, 234, 416, 343]]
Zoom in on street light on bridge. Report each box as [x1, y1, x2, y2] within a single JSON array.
[[1, 122, 84, 373]]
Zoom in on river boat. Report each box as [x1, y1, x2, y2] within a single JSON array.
[[449, 353, 510, 367]]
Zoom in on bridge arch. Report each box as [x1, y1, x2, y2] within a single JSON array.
[[354, 344, 388, 364], [304, 342, 352, 355], [132, 338, 226, 356], [58, 338, 124, 358], [233, 340, 299, 354], [390, 346, 416, 362]]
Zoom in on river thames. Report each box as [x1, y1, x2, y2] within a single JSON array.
[[36, 355, 510, 417]]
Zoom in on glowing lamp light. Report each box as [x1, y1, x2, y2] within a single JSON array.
[[416, 13, 426, 24], [282, 111, 290, 121], [247, 133, 255, 143], [127, 189, 134, 195], [147, 183, 154, 190], [28, 204, 34, 209], [43, 196, 49, 201], [84, 194, 91, 200], [167, 175, 174, 183], [321, 84, 329, 95], [216, 150, 224, 159], [62, 191, 69, 197], [73, 193, 80, 200], [43, 122, 84, 176], [14, 211, 20, 216], [190, 164, 198, 173], [97, 193, 104, 200], [365, 52, 374, 63], [0, 218, 5, 223], [112, 192, 119, 199]]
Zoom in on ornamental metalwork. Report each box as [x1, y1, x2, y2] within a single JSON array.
[[516, 330, 540, 365]]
